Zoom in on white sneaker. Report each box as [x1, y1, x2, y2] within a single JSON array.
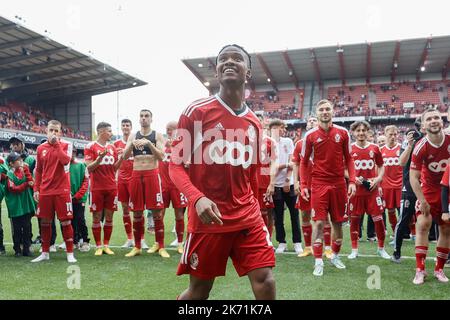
[[170, 239, 179, 247], [50, 245, 57, 252], [31, 252, 50, 263], [294, 243, 303, 254], [377, 248, 391, 259], [79, 242, 90, 252], [58, 242, 66, 250], [348, 250, 358, 260], [67, 253, 77, 263], [313, 261, 324, 276], [121, 239, 134, 248], [275, 243, 287, 254], [141, 239, 149, 250], [330, 255, 346, 269]]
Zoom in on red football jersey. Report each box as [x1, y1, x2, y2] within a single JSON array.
[[258, 136, 276, 190], [440, 163, 450, 204], [84, 142, 118, 191], [159, 140, 175, 190], [292, 139, 312, 189], [113, 139, 133, 183], [351, 142, 384, 196], [300, 124, 355, 187], [34, 140, 72, 196], [380, 143, 403, 189], [170, 95, 262, 233], [411, 134, 450, 192]]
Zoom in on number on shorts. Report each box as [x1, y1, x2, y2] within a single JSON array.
[[180, 193, 187, 204], [156, 193, 162, 203], [376, 197, 383, 207], [263, 226, 273, 247]]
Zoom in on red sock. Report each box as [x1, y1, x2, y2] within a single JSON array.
[[373, 215, 386, 248], [332, 240, 342, 254], [103, 219, 113, 246], [313, 241, 323, 259], [154, 218, 165, 248], [415, 246, 428, 270], [133, 216, 143, 249], [141, 217, 145, 241], [62, 222, 74, 253], [435, 247, 450, 271], [350, 216, 360, 249], [324, 225, 331, 247], [302, 224, 312, 247], [388, 209, 398, 233], [123, 211, 133, 240], [176, 218, 185, 243], [41, 222, 52, 253], [92, 221, 102, 247]]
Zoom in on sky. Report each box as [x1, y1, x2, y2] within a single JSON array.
[[2, 0, 449, 134]]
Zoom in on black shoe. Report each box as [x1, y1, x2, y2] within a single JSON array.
[[32, 236, 42, 245], [14, 251, 22, 257], [22, 251, 32, 257], [391, 252, 401, 263]]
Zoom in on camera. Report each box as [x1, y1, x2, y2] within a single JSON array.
[[406, 128, 422, 141]]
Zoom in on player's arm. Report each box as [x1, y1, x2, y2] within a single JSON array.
[[53, 141, 72, 166], [148, 132, 164, 161], [113, 147, 124, 171], [74, 165, 89, 201], [85, 147, 106, 173], [399, 131, 415, 167], [410, 168, 429, 216], [33, 150, 42, 202], [7, 177, 29, 193], [441, 184, 450, 222], [300, 135, 312, 200], [370, 147, 385, 190], [343, 131, 356, 197], [123, 132, 135, 160]]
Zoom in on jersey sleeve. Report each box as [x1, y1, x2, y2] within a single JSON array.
[[84, 144, 95, 162], [300, 134, 312, 189], [292, 140, 302, 164], [343, 130, 355, 184], [410, 144, 424, 172], [374, 145, 384, 167], [33, 147, 42, 193]]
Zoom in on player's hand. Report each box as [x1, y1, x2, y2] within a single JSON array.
[[301, 188, 310, 201], [406, 131, 415, 146], [98, 149, 107, 159], [369, 178, 380, 191], [133, 139, 147, 150], [49, 134, 58, 144], [378, 187, 383, 196], [293, 182, 300, 195], [419, 200, 431, 216], [441, 212, 450, 223], [195, 197, 223, 225], [266, 184, 275, 197], [33, 191, 39, 203], [28, 181, 34, 187], [348, 183, 356, 198], [355, 176, 364, 186]]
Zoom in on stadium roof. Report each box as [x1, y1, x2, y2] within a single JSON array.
[[183, 35, 450, 92], [0, 15, 147, 104]]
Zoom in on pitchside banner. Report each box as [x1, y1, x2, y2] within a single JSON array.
[[0, 128, 89, 149]]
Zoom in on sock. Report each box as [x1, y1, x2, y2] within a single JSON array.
[[324, 225, 331, 247], [415, 246, 428, 270], [175, 218, 185, 243], [141, 219, 145, 241], [123, 211, 133, 240], [373, 215, 386, 248], [103, 219, 113, 246], [350, 216, 360, 250], [313, 240, 323, 259], [133, 216, 143, 249], [435, 247, 450, 271], [332, 240, 342, 255], [92, 221, 102, 247], [388, 209, 398, 233], [154, 218, 165, 248], [61, 223, 74, 253], [302, 224, 312, 247], [41, 222, 52, 253]]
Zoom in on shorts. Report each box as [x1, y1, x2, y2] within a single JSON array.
[[162, 187, 187, 209], [258, 189, 275, 210], [90, 189, 118, 212], [349, 191, 384, 217], [415, 189, 450, 226], [311, 183, 348, 223], [37, 194, 73, 221], [382, 188, 401, 209], [177, 222, 275, 280], [296, 189, 311, 211], [117, 181, 131, 203], [129, 169, 164, 211]]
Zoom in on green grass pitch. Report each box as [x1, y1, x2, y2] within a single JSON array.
[[0, 203, 448, 300]]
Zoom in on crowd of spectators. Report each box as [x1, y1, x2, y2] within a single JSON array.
[[246, 91, 300, 120]]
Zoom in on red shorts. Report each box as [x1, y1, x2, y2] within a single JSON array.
[[296, 189, 311, 211], [382, 188, 401, 209], [415, 189, 450, 226], [90, 189, 118, 212], [349, 191, 384, 217], [162, 187, 187, 209], [37, 194, 73, 221], [311, 183, 348, 223], [117, 181, 131, 204], [129, 169, 164, 211], [258, 189, 275, 210], [177, 223, 275, 280]]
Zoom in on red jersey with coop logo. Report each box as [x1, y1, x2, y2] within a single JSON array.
[[351, 142, 383, 196], [169, 95, 262, 233], [380, 143, 402, 189], [113, 139, 133, 183], [84, 142, 118, 191]]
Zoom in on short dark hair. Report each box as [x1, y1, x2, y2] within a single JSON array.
[[96, 122, 111, 131], [268, 119, 285, 129], [121, 119, 132, 126], [216, 44, 252, 69], [350, 120, 371, 132], [48, 120, 62, 128], [140, 109, 152, 117]]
